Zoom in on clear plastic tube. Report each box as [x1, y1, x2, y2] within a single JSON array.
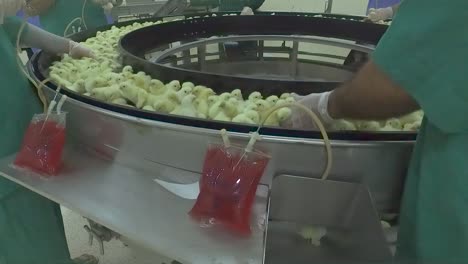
[[255, 102, 333, 180]]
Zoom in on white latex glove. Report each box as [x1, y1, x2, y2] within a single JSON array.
[[0, 0, 25, 24], [281, 92, 334, 130], [69, 41, 95, 59], [367, 7, 393, 22], [240, 6, 254, 15]]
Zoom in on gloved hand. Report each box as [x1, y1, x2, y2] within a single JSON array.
[[0, 0, 25, 25], [69, 41, 95, 59], [367, 7, 393, 22], [281, 91, 334, 130], [240, 6, 254, 15]]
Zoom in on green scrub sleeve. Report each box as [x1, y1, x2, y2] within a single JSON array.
[[3, 16, 29, 46], [372, 0, 468, 133]]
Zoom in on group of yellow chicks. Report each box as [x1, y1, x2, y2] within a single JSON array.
[[48, 18, 421, 131]]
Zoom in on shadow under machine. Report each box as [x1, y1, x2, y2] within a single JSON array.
[[2, 12, 410, 264]]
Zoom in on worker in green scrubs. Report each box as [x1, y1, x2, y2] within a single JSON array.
[[0, 3, 97, 263], [35, 0, 110, 36], [285, 1, 468, 263]]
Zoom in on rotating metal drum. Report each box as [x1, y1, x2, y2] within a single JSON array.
[[30, 12, 411, 217]]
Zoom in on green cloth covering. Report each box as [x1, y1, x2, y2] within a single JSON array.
[[0, 16, 41, 197], [40, 0, 107, 36], [373, 1, 468, 263], [0, 17, 71, 264]]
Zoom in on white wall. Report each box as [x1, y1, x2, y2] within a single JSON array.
[[259, 0, 369, 16]]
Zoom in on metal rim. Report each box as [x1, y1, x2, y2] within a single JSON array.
[[30, 13, 417, 143]]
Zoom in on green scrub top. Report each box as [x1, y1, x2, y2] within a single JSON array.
[[373, 1, 468, 263], [40, 0, 107, 36], [0, 18, 71, 264], [0, 17, 42, 197]]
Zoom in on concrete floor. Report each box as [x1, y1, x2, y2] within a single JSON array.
[[61, 207, 174, 264]]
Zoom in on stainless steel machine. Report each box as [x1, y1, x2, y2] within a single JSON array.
[[0, 12, 410, 263]]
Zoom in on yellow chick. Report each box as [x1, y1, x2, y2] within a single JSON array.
[[176, 86, 193, 101], [132, 71, 151, 90], [152, 92, 179, 113], [276, 108, 292, 125], [232, 113, 255, 124], [213, 104, 232, 122], [399, 111, 423, 125], [122, 65, 134, 78], [85, 76, 107, 93], [182, 82, 195, 89], [275, 99, 287, 107], [243, 109, 260, 124], [359, 121, 381, 131], [148, 79, 166, 95], [68, 80, 86, 94], [403, 121, 421, 131], [50, 70, 73, 88], [207, 95, 219, 108], [330, 119, 357, 131], [231, 89, 243, 100], [104, 72, 124, 86], [248, 91, 262, 103], [285, 97, 296, 104], [263, 107, 291, 127], [386, 118, 403, 130], [91, 85, 122, 102], [265, 95, 279, 107], [208, 101, 225, 120], [66, 67, 81, 83], [227, 97, 240, 109], [219, 92, 232, 102], [224, 99, 239, 119], [170, 94, 198, 118], [256, 99, 270, 120], [119, 81, 140, 105], [142, 105, 155, 111], [192, 85, 206, 96], [195, 98, 209, 119], [198, 88, 216, 100], [136, 89, 150, 108], [280, 93, 291, 99], [166, 80, 181, 91]]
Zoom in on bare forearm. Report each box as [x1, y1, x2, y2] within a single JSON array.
[[328, 60, 419, 120]]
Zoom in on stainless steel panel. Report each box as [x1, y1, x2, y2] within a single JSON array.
[[265, 175, 391, 264], [46, 90, 412, 214]]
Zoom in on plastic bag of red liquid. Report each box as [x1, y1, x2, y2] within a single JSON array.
[[14, 112, 66, 176], [189, 144, 270, 236]]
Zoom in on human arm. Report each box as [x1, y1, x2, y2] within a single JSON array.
[[4, 17, 94, 58], [287, 0, 468, 133], [328, 60, 419, 120], [285, 60, 418, 129]]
